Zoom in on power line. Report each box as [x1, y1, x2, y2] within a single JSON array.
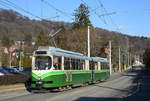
[[0, 1, 12, 9], [1, 0, 44, 20], [80, 0, 107, 24], [42, 0, 72, 19], [97, 0, 119, 29], [0, 0, 59, 20]]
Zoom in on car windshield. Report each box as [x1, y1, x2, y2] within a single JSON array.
[[34, 56, 52, 70]]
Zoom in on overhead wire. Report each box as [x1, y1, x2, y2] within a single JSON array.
[[42, 0, 72, 19], [0, 0, 119, 28], [93, 0, 108, 24], [80, 0, 107, 24], [4, 0, 44, 20], [0, 0, 44, 20], [0, 1, 12, 10], [0, 0, 62, 21], [97, 0, 119, 29]]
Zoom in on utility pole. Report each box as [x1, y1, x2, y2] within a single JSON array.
[[19, 41, 22, 70], [9, 52, 12, 68], [128, 52, 130, 66], [109, 40, 112, 75], [19, 40, 24, 71], [130, 53, 132, 65], [119, 47, 121, 72], [88, 26, 90, 57]]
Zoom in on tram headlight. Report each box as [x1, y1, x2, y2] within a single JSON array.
[[37, 76, 41, 81]]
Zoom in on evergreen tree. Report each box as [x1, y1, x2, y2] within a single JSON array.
[[73, 3, 91, 29]]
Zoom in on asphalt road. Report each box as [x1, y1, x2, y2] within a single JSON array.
[[0, 65, 148, 101]]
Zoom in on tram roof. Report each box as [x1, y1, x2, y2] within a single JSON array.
[[90, 57, 108, 63], [36, 46, 86, 59], [35, 46, 108, 62]]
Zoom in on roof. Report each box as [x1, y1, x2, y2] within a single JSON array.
[[35, 46, 108, 62], [91, 57, 108, 63], [36, 46, 86, 59]]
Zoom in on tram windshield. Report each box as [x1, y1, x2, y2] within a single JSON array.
[[34, 56, 52, 70]]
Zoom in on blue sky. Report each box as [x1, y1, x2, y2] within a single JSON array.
[[0, 0, 150, 37]]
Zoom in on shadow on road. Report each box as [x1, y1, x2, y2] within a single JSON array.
[[74, 97, 120, 101], [121, 66, 143, 83], [93, 84, 129, 92]]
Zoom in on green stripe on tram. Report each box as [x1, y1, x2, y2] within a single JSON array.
[[32, 72, 39, 79], [31, 69, 110, 88]]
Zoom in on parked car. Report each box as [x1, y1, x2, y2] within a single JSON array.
[[3, 67, 25, 75], [0, 69, 12, 76], [0, 72, 4, 76], [13, 66, 24, 71]]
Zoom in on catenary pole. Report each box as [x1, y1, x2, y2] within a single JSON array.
[[88, 26, 90, 57], [119, 47, 121, 72], [109, 40, 112, 75]]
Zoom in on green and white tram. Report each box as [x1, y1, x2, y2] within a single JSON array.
[[30, 46, 110, 90]]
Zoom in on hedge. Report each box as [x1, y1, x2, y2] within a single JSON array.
[[0, 74, 31, 85]]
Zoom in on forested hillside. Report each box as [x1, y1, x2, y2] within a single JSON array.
[[0, 8, 149, 65]]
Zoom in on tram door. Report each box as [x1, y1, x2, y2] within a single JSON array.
[[91, 68, 94, 81], [90, 61, 95, 81]]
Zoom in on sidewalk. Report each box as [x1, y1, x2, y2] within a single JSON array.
[[0, 84, 25, 94]]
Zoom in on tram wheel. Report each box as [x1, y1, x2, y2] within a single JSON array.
[[58, 87, 64, 92]]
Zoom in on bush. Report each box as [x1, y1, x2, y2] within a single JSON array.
[[0, 74, 31, 85]]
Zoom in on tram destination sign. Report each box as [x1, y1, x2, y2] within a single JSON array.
[[35, 51, 47, 54]]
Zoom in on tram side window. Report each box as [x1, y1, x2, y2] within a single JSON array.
[[74, 59, 77, 70], [76, 59, 79, 70], [69, 58, 84, 70], [101, 62, 108, 69], [64, 57, 70, 70], [71, 59, 76, 70], [53, 56, 62, 70], [82, 60, 85, 70], [101, 63, 104, 70], [64, 58, 85, 70], [105, 63, 109, 69], [78, 60, 83, 70], [94, 62, 98, 70], [76, 59, 81, 70]]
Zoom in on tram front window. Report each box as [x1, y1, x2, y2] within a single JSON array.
[[34, 56, 52, 70]]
